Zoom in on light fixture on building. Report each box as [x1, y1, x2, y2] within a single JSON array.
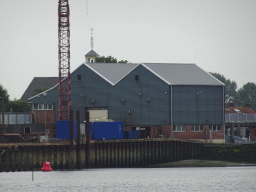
[[128, 110, 131, 114], [137, 92, 142, 96], [121, 99, 125, 104], [90, 100, 95, 105], [196, 91, 202, 96], [146, 98, 150, 103]]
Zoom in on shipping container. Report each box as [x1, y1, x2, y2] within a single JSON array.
[[56, 120, 77, 140], [124, 130, 140, 139], [85, 121, 123, 140]]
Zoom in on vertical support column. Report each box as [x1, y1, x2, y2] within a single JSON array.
[[10, 146, 16, 172], [85, 111, 90, 168], [231, 122, 234, 143], [76, 111, 81, 169], [5, 148, 10, 172]]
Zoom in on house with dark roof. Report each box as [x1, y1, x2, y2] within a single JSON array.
[[20, 77, 59, 100], [225, 103, 256, 141], [27, 62, 225, 143]]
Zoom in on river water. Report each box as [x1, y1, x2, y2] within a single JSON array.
[[0, 167, 256, 192]]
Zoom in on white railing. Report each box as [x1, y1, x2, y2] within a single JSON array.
[[225, 113, 256, 123]]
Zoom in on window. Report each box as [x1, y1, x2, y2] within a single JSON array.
[[77, 75, 81, 81], [33, 103, 53, 110], [48, 104, 53, 110], [39, 104, 44, 110], [173, 125, 186, 132], [210, 125, 221, 131], [33, 104, 38, 110], [24, 127, 31, 134], [192, 125, 204, 132], [135, 75, 139, 81]]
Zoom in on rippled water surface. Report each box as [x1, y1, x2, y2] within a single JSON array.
[[0, 167, 256, 192]]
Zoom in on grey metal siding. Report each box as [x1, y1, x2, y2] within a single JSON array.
[[110, 65, 170, 126], [172, 85, 224, 125]]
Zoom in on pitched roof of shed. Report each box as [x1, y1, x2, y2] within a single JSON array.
[[85, 63, 139, 85], [21, 77, 59, 100], [84, 63, 224, 86], [142, 63, 224, 86]]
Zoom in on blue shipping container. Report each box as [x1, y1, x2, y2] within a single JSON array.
[[85, 121, 123, 140], [56, 120, 77, 140]]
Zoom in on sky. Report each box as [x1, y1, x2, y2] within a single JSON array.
[[1, 0, 256, 100]]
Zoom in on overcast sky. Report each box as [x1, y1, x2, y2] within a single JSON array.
[[1, 0, 256, 100]]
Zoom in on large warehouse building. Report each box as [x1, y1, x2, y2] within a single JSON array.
[[27, 62, 225, 143]]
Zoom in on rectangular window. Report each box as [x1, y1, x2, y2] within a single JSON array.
[[210, 125, 221, 131], [192, 125, 204, 132], [33, 104, 38, 110], [39, 104, 44, 110], [77, 75, 81, 81], [48, 104, 53, 110], [173, 125, 186, 132], [33, 103, 53, 110]]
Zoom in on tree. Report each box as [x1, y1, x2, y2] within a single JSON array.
[[0, 85, 10, 112], [235, 82, 256, 110], [8, 100, 31, 112], [118, 60, 129, 63], [209, 72, 237, 103], [32, 87, 49, 96], [95, 56, 129, 63]]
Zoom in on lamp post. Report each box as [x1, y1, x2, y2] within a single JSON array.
[[43, 92, 47, 142]]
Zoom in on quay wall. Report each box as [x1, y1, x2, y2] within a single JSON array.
[[0, 139, 203, 172]]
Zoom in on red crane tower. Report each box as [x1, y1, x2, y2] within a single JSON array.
[[58, 0, 71, 120]]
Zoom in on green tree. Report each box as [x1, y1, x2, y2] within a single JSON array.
[[95, 56, 129, 63], [118, 60, 129, 63], [235, 82, 256, 110], [209, 72, 237, 103], [8, 100, 31, 112], [0, 85, 10, 112], [32, 87, 49, 96]]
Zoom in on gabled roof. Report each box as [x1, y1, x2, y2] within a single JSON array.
[[142, 63, 224, 86], [225, 107, 256, 114], [85, 63, 139, 85], [85, 50, 100, 57], [84, 63, 224, 86], [21, 77, 59, 100]]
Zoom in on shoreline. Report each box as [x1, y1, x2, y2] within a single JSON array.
[[148, 159, 256, 168]]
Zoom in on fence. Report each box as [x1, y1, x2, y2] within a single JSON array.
[[0, 139, 203, 172]]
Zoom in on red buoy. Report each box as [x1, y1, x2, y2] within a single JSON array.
[[41, 161, 52, 172]]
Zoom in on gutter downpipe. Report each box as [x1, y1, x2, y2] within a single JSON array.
[[171, 85, 173, 137], [223, 85, 225, 143]]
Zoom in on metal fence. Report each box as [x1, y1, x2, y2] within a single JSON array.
[[225, 113, 256, 123], [0, 113, 32, 125]]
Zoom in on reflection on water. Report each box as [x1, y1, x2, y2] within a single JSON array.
[[0, 167, 256, 192]]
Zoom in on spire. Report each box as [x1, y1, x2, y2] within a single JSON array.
[[91, 28, 94, 50]]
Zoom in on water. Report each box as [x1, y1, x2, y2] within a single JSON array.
[[0, 167, 256, 192]]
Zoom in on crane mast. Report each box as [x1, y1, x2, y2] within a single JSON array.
[[58, 0, 71, 120]]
